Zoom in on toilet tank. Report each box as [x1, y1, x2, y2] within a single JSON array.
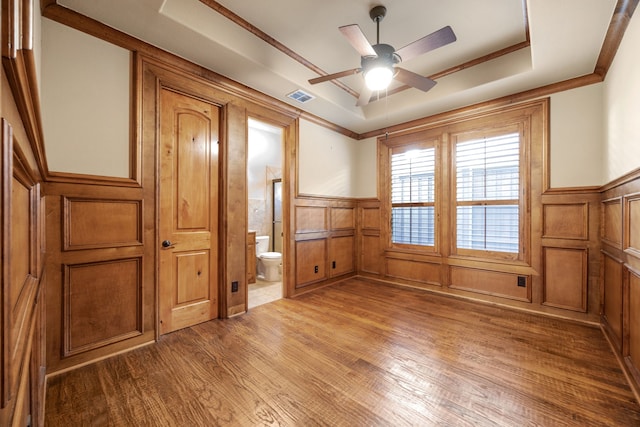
[[255, 235, 270, 256]]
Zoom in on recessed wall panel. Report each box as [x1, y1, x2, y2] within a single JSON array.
[[65, 198, 142, 250], [10, 178, 31, 310], [450, 266, 530, 301], [295, 206, 327, 233], [629, 270, 640, 372], [330, 207, 355, 230], [361, 207, 380, 230], [602, 197, 623, 247], [603, 253, 623, 344], [542, 203, 588, 240], [295, 239, 327, 287], [361, 234, 382, 274], [626, 195, 640, 256], [329, 235, 354, 277], [64, 258, 142, 355], [386, 258, 441, 285], [543, 247, 587, 312]]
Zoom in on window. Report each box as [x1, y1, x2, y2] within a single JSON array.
[[454, 131, 522, 257], [390, 144, 436, 247], [380, 103, 539, 265]]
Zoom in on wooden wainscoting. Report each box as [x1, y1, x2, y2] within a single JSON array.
[[541, 190, 602, 314], [0, 123, 45, 425], [600, 168, 640, 400], [357, 199, 383, 276], [290, 197, 357, 296], [43, 183, 156, 374], [356, 188, 602, 323]]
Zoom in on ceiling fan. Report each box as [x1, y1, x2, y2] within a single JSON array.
[[308, 5, 456, 106]]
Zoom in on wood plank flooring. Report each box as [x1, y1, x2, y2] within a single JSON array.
[[45, 278, 640, 426]]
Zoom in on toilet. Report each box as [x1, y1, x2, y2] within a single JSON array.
[[255, 235, 282, 282]]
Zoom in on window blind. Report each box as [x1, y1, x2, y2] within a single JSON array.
[[391, 147, 435, 246], [456, 133, 520, 253]]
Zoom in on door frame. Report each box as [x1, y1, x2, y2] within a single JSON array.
[[244, 111, 297, 310], [140, 55, 298, 329]]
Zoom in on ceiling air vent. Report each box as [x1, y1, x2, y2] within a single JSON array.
[[287, 89, 315, 104]]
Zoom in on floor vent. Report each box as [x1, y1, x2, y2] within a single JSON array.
[[287, 89, 315, 104]]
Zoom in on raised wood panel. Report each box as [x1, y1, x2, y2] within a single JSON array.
[[361, 207, 381, 230], [8, 174, 39, 411], [629, 270, 640, 381], [64, 198, 142, 250], [64, 258, 142, 356], [175, 111, 211, 230], [598, 171, 640, 399], [330, 207, 355, 230], [295, 206, 327, 233], [2, 118, 43, 418], [603, 253, 623, 345], [450, 266, 530, 302], [386, 258, 441, 285], [175, 251, 210, 304], [542, 203, 588, 240], [10, 177, 31, 309], [626, 194, 640, 257], [602, 197, 623, 247], [295, 239, 326, 287], [360, 234, 382, 275], [329, 235, 354, 277], [543, 247, 587, 312]]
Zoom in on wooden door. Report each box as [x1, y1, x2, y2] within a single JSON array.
[[159, 88, 219, 334]]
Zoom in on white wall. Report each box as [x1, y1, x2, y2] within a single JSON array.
[[549, 84, 604, 188], [340, 84, 609, 197], [603, 10, 640, 182], [298, 119, 360, 197], [354, 137, 378, 198], [40, 9, 639, 192], [41, 18, 131, 177], [33, 0, 42, 91]]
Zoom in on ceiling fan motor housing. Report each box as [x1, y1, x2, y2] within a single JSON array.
[[361, 43, 400, 73]]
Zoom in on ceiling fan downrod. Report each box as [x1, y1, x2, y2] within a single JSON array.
[[369, 5, 387, 45]]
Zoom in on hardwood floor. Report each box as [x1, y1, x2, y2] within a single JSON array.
[[45, 278, 640, 426]]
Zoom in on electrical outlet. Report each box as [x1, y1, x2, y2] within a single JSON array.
[[517, 276, 526, 287], [314, 265, 319, 273], [231, 281, 238, 292], [332, 261, 336, 269]]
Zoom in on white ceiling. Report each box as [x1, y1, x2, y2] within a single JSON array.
[[56, 0, 617, 134]]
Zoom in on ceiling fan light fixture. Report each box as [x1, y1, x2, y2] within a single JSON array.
[[364, 65, 393, 91], [309, 6, 456, 106]]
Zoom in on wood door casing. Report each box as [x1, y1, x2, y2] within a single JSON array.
[[159, 88, 220, 334]]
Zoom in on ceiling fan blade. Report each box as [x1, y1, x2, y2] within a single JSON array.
[[394, 68, 437, 92], [339, 24, 377, 57], [356, 85, 373, 107], [395, 25, 456, 62], [309, 68, 362, 85]]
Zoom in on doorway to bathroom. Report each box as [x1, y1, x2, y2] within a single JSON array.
[[247, 118, 284, 309]]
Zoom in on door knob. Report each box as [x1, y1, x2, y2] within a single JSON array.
[[162, 240, 172, 248]]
